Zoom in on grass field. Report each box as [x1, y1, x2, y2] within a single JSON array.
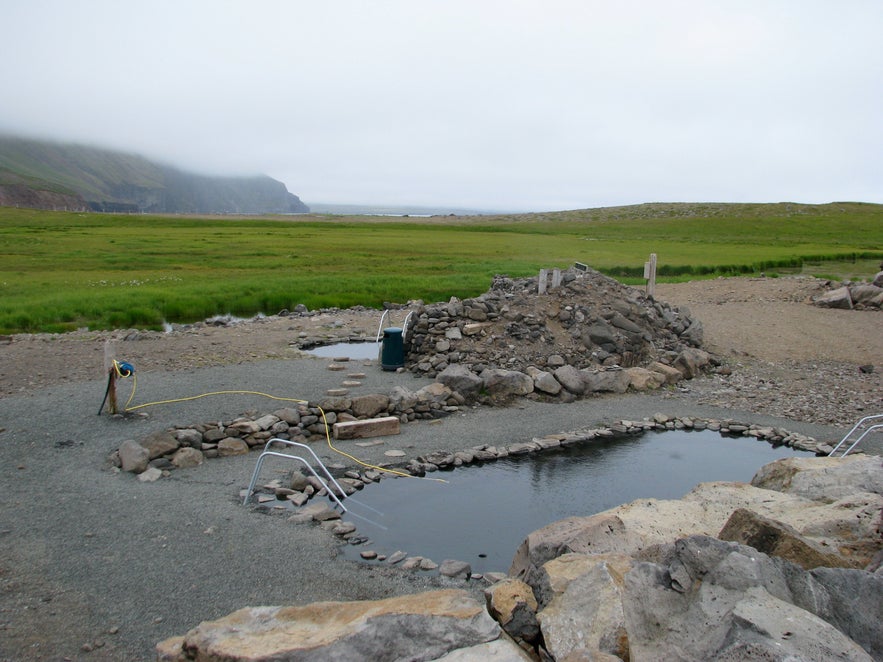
[[1, 202, 881, 334]]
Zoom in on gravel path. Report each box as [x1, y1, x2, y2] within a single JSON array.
[[0, 276, 880, 660]]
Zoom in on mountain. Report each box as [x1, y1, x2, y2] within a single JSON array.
[[0, 135, 309, 214]]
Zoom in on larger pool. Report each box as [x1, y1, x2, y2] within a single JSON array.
[[340, 429, 814, 574]]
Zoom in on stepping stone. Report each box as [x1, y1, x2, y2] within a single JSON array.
[[384, 449, 406, 457], [326, 388, 349, 396]]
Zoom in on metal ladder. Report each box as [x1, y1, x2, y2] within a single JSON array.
[[243, 438, 348, 512], [375, 309, 414, 343], [828, 414, 883, 457]]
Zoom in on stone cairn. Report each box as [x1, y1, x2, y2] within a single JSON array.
[[402, 267, 710, 403]]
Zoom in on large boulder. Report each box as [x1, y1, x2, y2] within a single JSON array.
[[159, 590, 504, 661], [814, 285, 853, 309], [581, 368, 630, 394], [481, 369, 534, 398], [118, 439, 149, 473], [750, 454, 883, 502], [672, 347, 711, 379], [849, 283, 883, 306], [536, 555, 632, 660], [620, 536, 879, 661], [436, 364, 483, 400], [525, 366, 562, 395], [553, 365, 586, 395], [510, 460, 883, 583], [350, 393, 390, 418]]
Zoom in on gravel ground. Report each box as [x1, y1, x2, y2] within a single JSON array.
[[0, 276, 880, 661]]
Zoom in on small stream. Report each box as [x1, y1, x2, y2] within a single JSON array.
[[340, 429, 813, 574]]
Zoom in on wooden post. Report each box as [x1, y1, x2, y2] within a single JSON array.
[[104, 339, 118, 414], [645, 253, 657, 296]]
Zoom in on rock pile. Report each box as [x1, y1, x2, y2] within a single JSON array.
[[394, 267, 716, 404], [812, 272, 883, 309], [110, 383, 467, 480], [405, 268, 706, 385], [157, 455, 883, 661]]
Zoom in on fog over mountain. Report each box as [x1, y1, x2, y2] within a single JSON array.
[[0, 135, 308, 214]]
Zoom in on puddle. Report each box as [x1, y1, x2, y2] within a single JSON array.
[[340, 429, 814, 574], [306, 342, 380, 360]]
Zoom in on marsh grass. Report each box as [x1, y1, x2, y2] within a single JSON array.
[[1, 203, 881, 333]]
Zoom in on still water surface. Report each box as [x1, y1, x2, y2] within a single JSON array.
[[341, 429, 813, 573], [307, 341, 380, 360]]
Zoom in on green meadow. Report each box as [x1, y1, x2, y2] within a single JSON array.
[[1, 202, 881, 334]]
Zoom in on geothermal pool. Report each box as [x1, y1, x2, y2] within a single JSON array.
[[340, 429, 813, 574]]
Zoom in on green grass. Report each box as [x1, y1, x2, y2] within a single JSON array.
[[1, 202, 881, 334]]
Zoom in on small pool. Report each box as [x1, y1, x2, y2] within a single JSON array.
[[307, 341, 380, 360], [340, 429, 813, 573]]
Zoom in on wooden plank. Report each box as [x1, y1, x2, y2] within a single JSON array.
[[333, 416, 401, 440]]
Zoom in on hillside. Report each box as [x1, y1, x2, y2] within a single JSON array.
[[0, 135, 309, 214]]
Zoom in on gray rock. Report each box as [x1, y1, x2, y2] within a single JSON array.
[[174, 428, 203, 448], [621, 536, 875, 661], [481, 369, 534, 397], [387, 550, 407, 564], [137, 467, 163, 482], [170, 447, 204, 469], [581, 369, 630, 394], [437, 364, 483, 400], [673, 347, 711, 379], [814, 285, 853, 309], [253, 414, 280, 431], [537, 557, 630, 660], [288, 470, 310, 491], [139, 430, 179, 460], [164, 590, 501, 662], [118, 439, 149, 473], [680, 318, 703, 345], [849, 284, 883, 305], [584, 322, 617, 347], [553, 365, 586, 395], [351, 393, 390, 418], [439, 559, 472, 579], [750, 455, 883, 503], [525, 366, 562, 395], [273, 407, 301, 425], [217, 438, 249, 457]]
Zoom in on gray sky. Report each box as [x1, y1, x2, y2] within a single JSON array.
[[2, 1, 881, 212]]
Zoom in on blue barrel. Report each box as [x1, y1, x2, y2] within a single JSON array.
[[380, 327, 404, 371]]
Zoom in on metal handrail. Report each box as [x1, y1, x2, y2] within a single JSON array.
[[829, 414, 883, 457], [243, 438, 348, 511], [375, 309, 414, 342]]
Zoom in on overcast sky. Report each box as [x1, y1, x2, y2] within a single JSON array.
[[2, 1, 881, 212]]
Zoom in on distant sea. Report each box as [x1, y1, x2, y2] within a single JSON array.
[[305, 203, 514, 217]]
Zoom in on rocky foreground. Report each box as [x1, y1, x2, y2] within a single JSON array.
[[157, 454, 882, 661]]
